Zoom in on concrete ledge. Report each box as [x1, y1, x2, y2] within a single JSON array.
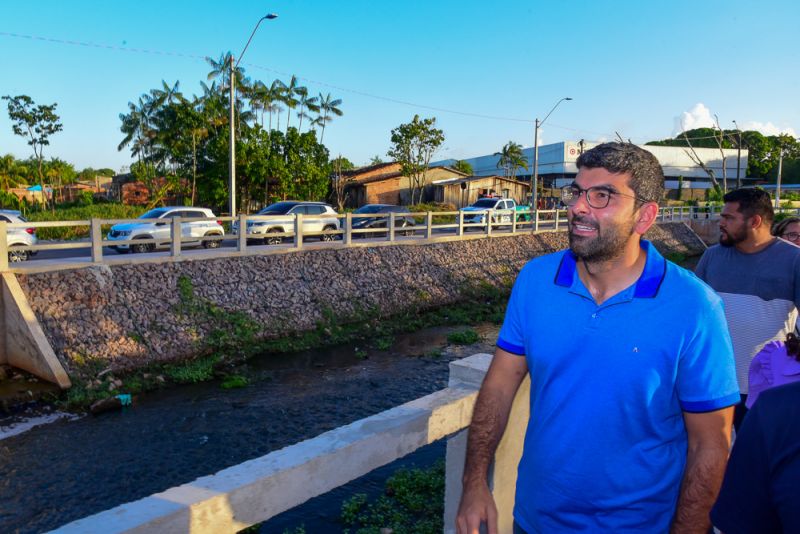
[[448, 352, 492, 387], [1, 272, 70, 388], [51, 383, 480, 533]]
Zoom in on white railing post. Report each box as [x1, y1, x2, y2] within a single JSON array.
[[485, 210, 492, 236], [0, 222, 8, 272], [425, 212, 433, 240], [457, 210, 464, 237], [388, 212, 396, 242], [90, 218, 103, 263], [344, 213, 352, 245], [294, 213, 303, 249], [554, 209, 560, 230], [511, 210, 517, 234], [534, 209, 540, 233], [170, 216, 182, 257], [237, 214, 247, 252]]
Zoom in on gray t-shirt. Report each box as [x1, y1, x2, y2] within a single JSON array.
[[696, 239, 800, 393]]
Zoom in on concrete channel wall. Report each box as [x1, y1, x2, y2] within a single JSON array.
[[13, 223, 704, 384]]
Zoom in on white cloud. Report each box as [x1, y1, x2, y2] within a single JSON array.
[[672, 103, 716, 135], [738, 121, 797, 138]]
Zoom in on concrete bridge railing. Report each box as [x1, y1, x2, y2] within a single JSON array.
[[49, 353, 529, 534]]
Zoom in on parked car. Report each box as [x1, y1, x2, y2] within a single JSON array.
[[351, 204, 416, 237], [232, 201, 340, 245], [459, 197, 517, 227], [106, 206, 224, 253], [0, 209, 38, 262]]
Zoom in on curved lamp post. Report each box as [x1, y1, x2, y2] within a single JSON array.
[[531, 97, 572, 213], [229, 13, 278, 218]]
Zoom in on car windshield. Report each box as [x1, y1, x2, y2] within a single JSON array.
[[472, 199, 499, 208], [354, 205, 384, 214], [138, 208, 168, 219], [17, 215, 28, 222], [258, 202, 297, 215]]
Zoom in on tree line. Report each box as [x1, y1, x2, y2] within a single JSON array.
[[117, 52, 345, 211]]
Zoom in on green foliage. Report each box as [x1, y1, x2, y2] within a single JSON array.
[[409, 202, 457, 224], [447, 329, 481, 345], [163, 355, 219, 383], [452, 160, 473, 175], [387, 115, 445, 205], [497, 141, 528, 181], [220, 374, 249, 389], [340, 460, 445, 534], [374, 336, 394, 351]]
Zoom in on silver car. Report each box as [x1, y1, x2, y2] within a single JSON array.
[[1, 209, 38, 262], [233, 201, 340, 245], [107, 206, 224, 253]]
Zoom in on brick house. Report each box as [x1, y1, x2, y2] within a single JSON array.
[[432, 175, 531, 208], [342, 162, 467, 207]]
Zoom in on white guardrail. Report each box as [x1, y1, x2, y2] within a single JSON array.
[[1, 205, 797, 272]]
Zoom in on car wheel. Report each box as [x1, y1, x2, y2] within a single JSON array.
[[8, 248, 29, 262], [266, 229, 283, 245], [203, 233, 222, 249], [131, 239, 153, 254], [400, 223, 414, 237], [320, 225, 337, 242]]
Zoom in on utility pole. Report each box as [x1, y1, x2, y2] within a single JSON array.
[[775, 147, 784, 210], [228, 13, 278, 218], [531, 97, 572, 214], [733, 120, 742, 189]]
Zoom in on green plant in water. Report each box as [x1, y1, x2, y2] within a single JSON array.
[[374, 335, 394, 351], [221, 374, 249, 389], [447, 328, 481, 345], [163, 355, 218, 384], [340, 460, 444, 534]]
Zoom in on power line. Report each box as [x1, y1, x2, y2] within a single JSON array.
[[0, 31, 533, 124]]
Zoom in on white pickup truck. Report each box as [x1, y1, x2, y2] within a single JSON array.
[[459, 197, 518, 227]]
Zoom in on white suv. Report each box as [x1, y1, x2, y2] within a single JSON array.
[[233, 201, 340, 245], [460, 197, 517, 226], [107, 206, 224, 253], [1, 209, 38, 262]]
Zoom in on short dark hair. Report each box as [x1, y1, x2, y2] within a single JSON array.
[[576, 142, 664, 203], [723, 188, 774, 225], [771, 216, 800, 237]]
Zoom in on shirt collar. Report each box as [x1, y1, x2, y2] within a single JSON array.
[[554, 240, 667, 299]]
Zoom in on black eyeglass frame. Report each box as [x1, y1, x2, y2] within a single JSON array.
[[560, 184, 651, 209], [782, 231, 800, 241]]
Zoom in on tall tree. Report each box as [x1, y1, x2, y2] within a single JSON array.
[[296, 86, 320, 132], [496, 141, 528, 181], [282, 75, 300, 133], [387, 115, 445, 205], [452, 160, 474, 175], [317, 92, 343, 143], [3, 94, 63, 209]]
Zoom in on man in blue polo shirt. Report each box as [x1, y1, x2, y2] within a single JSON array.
[[456, 143, 739, 534]]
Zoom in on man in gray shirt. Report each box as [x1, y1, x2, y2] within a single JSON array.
[[696, 188, 800, 428]]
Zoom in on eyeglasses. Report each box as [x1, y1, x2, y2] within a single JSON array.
[[782, 232, 800, 242], [560, 184, 649, 209]]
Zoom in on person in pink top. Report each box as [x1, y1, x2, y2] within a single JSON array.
[[746, 333, 800, 408]]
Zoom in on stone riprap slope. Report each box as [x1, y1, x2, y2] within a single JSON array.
[[17, 223, 703, 380]]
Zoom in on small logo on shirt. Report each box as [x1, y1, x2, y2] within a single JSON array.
[[632, 346, 639, 353]]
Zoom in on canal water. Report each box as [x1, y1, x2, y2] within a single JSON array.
[[0, 323, 499, 533]]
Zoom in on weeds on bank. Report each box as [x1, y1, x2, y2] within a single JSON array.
[[56, 276, 510, 411], [447, 328, 481, 345]]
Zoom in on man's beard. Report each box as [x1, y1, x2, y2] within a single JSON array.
[[719, 227, 746, 247], [568, 215, 636, 262]]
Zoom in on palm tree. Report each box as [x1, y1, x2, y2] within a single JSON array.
[[282, 75, 300, 132], [317, 92, 343, 143], [497, 141, 528, 181], [270, 79, 286, 131], [296, 86, 319, 132]]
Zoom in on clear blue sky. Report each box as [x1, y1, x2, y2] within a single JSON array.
[[2, 0, 798, 171]]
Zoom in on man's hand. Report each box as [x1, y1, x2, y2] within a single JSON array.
[[456, 481, 498, 534]]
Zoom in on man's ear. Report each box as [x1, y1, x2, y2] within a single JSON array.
[[634, 202, 659, 235], [748, 214, 764, 230]]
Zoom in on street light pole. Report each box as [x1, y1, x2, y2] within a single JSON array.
[[229, 13, 278, 218], [531, 97, 572, 214]]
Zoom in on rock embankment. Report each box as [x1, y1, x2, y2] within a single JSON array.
[[17, 224, 703, 380]]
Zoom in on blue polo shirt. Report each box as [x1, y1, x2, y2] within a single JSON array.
[[497, 240, 739, 533]]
